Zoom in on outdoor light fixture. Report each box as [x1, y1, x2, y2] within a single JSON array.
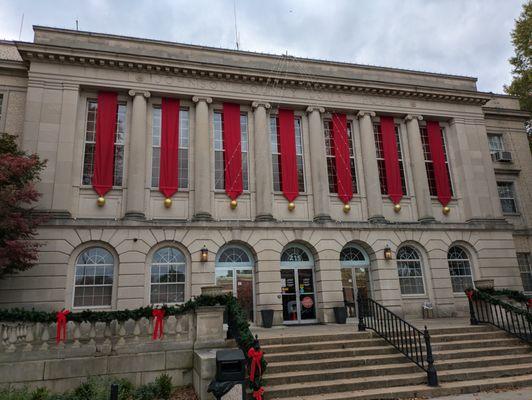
[[384, 245, 393, 260], [200, 246, 209, 262]]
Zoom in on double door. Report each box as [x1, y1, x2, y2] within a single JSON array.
[[281, 268, 317, 324], [215, 268, 254, 321], [341, 267, 371, 317]]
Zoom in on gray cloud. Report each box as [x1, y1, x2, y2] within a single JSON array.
[[0, 0, 525, 92]]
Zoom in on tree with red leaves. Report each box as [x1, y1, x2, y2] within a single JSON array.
[[0, 133, 45, 278]]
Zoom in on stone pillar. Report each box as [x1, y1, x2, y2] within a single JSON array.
[[306, 106, 331, 222], [404, 114, 435, 222], [192, 96, 213, 220], [356, 111, 385, 222], [252, 101, 274, 221], [124, 90, 150, 220]]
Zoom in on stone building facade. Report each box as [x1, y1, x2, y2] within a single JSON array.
[[0, 26, 530, 325]]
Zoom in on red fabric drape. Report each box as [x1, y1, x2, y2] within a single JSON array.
[[427, 121, 451, 206], [159, 98, 180, 198], [93, 91, 118, 197], [278, 109, 299, 202], [332, 113, 353, 204], [55, 309, 70, 344], [222, 103, 243, 200], [380, 116, 402, 204], [152, 309, 165, 340]]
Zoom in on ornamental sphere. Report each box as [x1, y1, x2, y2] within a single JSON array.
[[288, 202, 296, 211], [442, 206, 451, 215], [230, 199, 238, 209], [343, 203, 351, 213], [393, 203, 401, 213], [164, 198, 172, 208], [97, 196, 106, 207]]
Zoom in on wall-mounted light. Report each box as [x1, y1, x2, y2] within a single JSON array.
[[200, 245, 209, 262], [384, 245, 393, 260]]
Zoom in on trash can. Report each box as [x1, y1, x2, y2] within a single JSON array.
[[216, 349, 246, 382], [260, 309, 274, 328], [333, 306, 347, 324]]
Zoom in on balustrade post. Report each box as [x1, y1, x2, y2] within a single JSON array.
[[357, 293, 366, 332], [423, 326, 438, 387], [467, 295, 479, 325]]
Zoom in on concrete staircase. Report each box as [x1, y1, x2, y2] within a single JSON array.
[[262, 324, 532, 399]]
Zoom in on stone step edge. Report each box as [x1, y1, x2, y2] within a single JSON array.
[[268, 373, 532, 400]]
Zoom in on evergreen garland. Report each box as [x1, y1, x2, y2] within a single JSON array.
[[476, 287, 531, 304], [469, 289, 532, 323]]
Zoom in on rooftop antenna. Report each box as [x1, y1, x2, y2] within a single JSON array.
[[233, 0, 240, 50], [18, 13, 24, 40], [76, 19, 79, 30]]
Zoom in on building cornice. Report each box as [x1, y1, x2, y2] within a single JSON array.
[[483, 106, 531, 121], [15, 42, 493, 106]]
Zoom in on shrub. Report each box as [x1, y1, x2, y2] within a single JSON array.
[[154, 374, 173, 400]]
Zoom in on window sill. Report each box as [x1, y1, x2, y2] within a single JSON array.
[[72, 306, 114, 311], [503, 212, 521, 217], [401, 294, 428, 300], [150, 188, 190, 194]]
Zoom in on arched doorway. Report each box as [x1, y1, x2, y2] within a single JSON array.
[[215, 245, 255, 321], [280, 244, 317, 324], [340, 244, 371, 317]]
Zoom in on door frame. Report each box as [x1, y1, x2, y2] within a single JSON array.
[[340, 245, 372, 317], [280, 244, 318, 325]]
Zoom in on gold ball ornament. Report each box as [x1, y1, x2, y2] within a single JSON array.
[[343, 203, 351, 213], [442, 206, 451, 215], [97, 196, 105, 207], [230, 199, 238, 209], [164, 198, 172, 208], [288, 202, 296, 211], [393, 203, 401, 213]]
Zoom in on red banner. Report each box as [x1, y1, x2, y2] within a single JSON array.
[[332, 113, 353, 204], [152, 309, 165, 340], [93, 91, 118, 196], [381, 116, 402, 204], [55, 309, 70, 344], [278, 109, 299, 202], [222, 103, 243, 200], [427, 121, 451, 206], [159, 98, 180, 198]]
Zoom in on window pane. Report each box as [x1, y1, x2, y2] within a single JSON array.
[[497, 182, 517, 213], [73, 247, 113, 307], [397, 247, 425, 295], [517, 253, 532, 292], [488, 135, 504, 154], [151, 247, 186, 304]]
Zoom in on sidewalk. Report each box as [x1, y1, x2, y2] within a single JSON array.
[[431, 387, 532, 400]]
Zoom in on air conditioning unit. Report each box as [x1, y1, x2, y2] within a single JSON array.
[[493, 151, 512, 162]]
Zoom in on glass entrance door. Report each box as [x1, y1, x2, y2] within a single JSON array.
[[341, 267, 371, 317], [281, 268, 317, 324]]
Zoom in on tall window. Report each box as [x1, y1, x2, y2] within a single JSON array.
[[82, 100, 127, 186], [270, 116, 305, 192], [420, 126, 454, 197], [447, 246, 474, 293], [73, 247, 114, 308], [373, 122, 407, 195], [151, 106, 189, 189], [488, 134, 504, 155], [214, 112, 249, 191], [517, 253, 532, 292], [324, 120, 358, 194], [397, 246, 425, 295], [497, 181, 518, 213], [150, 247, 186, 304], [0, 93, 3, 123]]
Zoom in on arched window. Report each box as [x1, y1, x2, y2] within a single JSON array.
[[448, 246, 474, 293], [150, 247, 186, 304], [397, 246, 425, 295], [217, 247, 251, 265], [74, 247, 114, 308], [340, 246, 369, 267], [281, 246, 312, 265]]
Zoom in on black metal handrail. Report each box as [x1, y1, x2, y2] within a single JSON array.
[[357, 293, 438, 387], [467, 290, 531, 343]]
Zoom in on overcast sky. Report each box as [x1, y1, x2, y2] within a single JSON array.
[[0, 0, 525, 93]]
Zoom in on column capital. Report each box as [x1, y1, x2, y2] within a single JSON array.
[[252, 101, 271, 110], [404, 114, 423, 122], [128, 89, 151, 98], [306, 105, 325, 114], [356, 110, 376, 119], [192, 95, 213, 104]]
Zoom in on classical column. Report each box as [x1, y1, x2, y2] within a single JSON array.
[[192, 96, 213, 220], [356, 111, 385, 222], [404, 114, 435, 222], [306, 106, 332, 222], [125, 90, 150, 220], [252, 101, 274, 221]]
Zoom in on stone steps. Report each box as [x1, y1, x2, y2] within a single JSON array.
[[262, 324, 532, 399]]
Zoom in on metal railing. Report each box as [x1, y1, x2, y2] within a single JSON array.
[[468, 290, 531, 343], [357, 293, 438, 387]]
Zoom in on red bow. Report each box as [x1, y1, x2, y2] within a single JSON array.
[[247, 347, 264, 383], [56, 309, 70, 344], [152, 309, 165, 340], [527, 299, 532, 309], [252, 387, 265, 400], [465, 290, 474, 300]]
